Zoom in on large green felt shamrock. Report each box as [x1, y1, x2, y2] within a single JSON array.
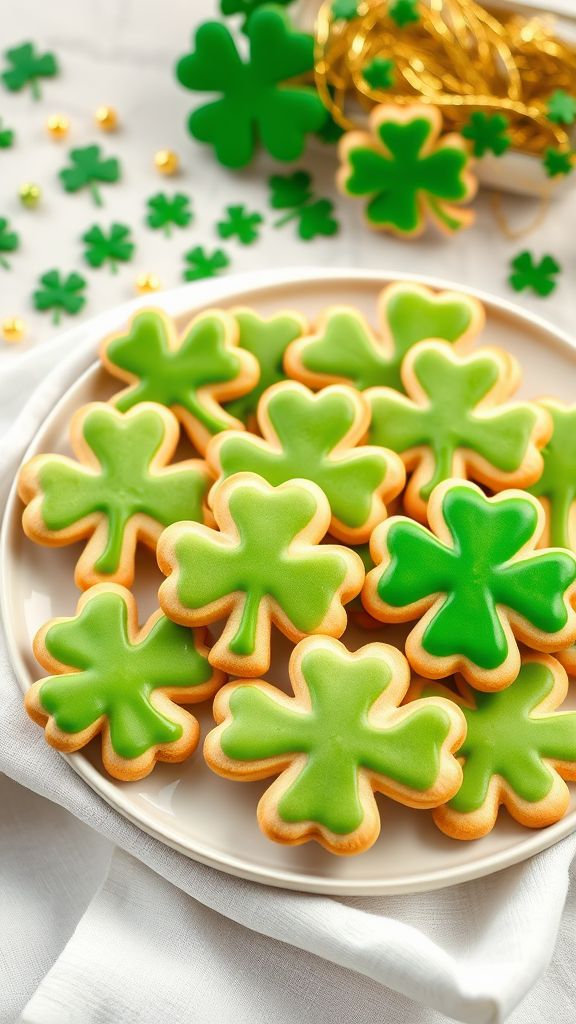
[[338, 104, 476, 236], [530, 401, 576, 551], [176, 10, 326, 168], [158, 474, 364, 676], [32, 270, 87, 325], [284, 280, 484, 393], [224, 308, 306, 424], [220, 0, 296, 30], [0, 217, 19, 270], [2, 41, 58, 99], [82, 223, 135, 272], [101, 308, 259, 453], [367, 341, 549, 521], [208, 381, 405, 543], [204, 636, 464, 853], [146, 192, 193, 236], [420, 656, 576, 838], [363, 481, 576, 689], [27, 586, 221, 780], [59, 145, 121, 206], [19, 403, 211, 589]]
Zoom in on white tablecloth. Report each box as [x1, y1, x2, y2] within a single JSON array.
[[2, 3, 576, 1023]]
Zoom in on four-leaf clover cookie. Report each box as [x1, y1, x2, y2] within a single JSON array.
[[100, 308, 259, 453], [415, 654, 576, 839], [27, 585, 223, 781], [338, 104, 476, 237], [18, 402, 211, 589], [367, 340, 551, 522], [207, 381, 405, 543], [204, 636, 465, 854], [363, 480, 576, 690], [158, 473, 364, 676]]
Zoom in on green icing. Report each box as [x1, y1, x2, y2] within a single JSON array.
[[217, 385, 390, 531], [376, 484, 576, 669], [221, 643, 452, 833], [39, 590, 212, 759], [39, 405, 208, 575], [369, 344, 539, 500], [105, 309, 249, 438], [424, 661, 576, 812], [530, 403, 576, 550], [171, 479, 352, 657], [225, 311, 303, 422]]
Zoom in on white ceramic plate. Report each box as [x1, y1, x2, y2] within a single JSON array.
[[3, 268, 576, 895]]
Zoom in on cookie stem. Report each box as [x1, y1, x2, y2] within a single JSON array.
[[229, 590, 261, 657]]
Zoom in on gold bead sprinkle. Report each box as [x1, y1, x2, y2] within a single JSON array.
[[2, 317, 26, 343], [95, 106, 119, 132], [19, 182, 42, 208], [154, 149, 179, 176], [46, 114, 70, 140], [135, 272, 162, 294]]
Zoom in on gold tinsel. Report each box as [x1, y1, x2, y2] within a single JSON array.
[[314, 0, 576, 156]]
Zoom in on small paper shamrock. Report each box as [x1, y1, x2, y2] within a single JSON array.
[[530, 401, 576, 551], [100, 308, 259, 452], [461, 112, 511, 158], [2, 42, 58, 99], [389, 0, 420, 28], [59, 145, 121, 206], [32, 270, 87, 325], [269, 171, 339, 240], [0, 217, 19, 270], [19, 403, 211, 589], [204, 636, 464, 854], [339, 104, 475, 236], [547, 90, 576, 126], [225, 308, 307, 424], [332, 0, 358, 20], [363, 58, 395, 91], [220, 0, 295, 30], [27, 586, 222, 780], [146, 193, 193, 236], [82, 223, 135, 273], [284, 280, 484, 393], [176, 10, 326, 168], [543, 146, 574, 178], [0, 119, 14, 148], [364, 481, 576, 689], [420, 656, 576, 839], [508, 251, 560, 297], [367, 341, 549, 521], [217, 204, 263, 245], [183, 246, 229, 282], [208, 381, 405, 543], [158, 474, 363, 676]]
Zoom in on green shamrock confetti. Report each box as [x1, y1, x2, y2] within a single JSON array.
[[339, 106, 475, 235], [82, 223, 135, 273], [530, 401, 576, 551], [217, 204, 263, 245], [59, 145, 121, 206], [363, 58, 395, 91], [508, 251, 560, 297], [32, 270, 87, 325], [2, 41, 58, 100], [205, 637, 462, 852], [543, 146, 574, 178], [332, 0, 358, 20], [0, 118, 14, 148], [220, 0, 295, 30], [146, 193, 193, 236], [366, 482, 576, 686], [269, 171, 339, 240], [316, 106, 345, 144], [461, 112, 511, 157], [183, 245, 229, 281], [0, 217, 19, 270], [547, 90, 576, 126], [389, 0, 420, 28], [176, 10, 326, 168], [28, 587, 217, 776], [225, 309, 306, 423], [158, 475, 362, 674]]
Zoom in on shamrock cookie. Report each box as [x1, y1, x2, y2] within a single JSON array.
[[413, 655, 576, 839], [18, 402, 211, 589], [363, 480, 576, 690], [100, 307, 259, 453], [207, 381, 405, 544], [158, 473, 364, 676], [530, 400, 576, 550], [337, 104, 476, 237], [367, 341, 551, 522], [204, 636, 465, 854], [26, 585, 223, 781], [284, 281, 484, 394]]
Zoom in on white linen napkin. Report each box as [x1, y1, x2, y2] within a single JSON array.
[[2, 274, 576, 1024]]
